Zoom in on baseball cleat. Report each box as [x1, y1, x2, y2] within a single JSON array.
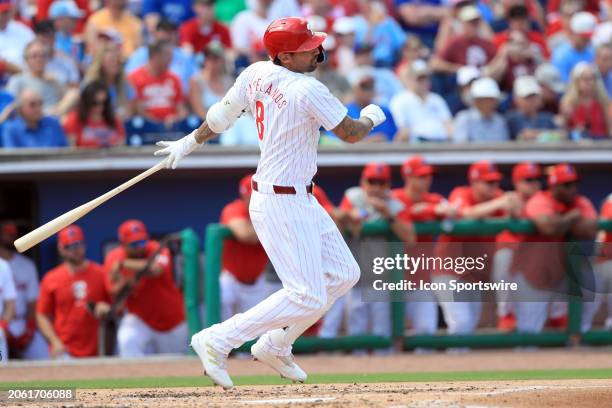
[[251, 342, 307, 383], [190, 331, 233, 389]]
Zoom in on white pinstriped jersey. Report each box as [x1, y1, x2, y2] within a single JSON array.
[[232, 61, 347, 186]]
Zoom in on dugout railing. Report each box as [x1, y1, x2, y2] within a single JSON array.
[[187, 219, 612, 352]]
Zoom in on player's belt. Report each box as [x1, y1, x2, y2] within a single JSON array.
[[252, 180, 313, 195]]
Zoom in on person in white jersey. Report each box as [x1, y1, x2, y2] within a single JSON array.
[[154, 16, 386, 389]]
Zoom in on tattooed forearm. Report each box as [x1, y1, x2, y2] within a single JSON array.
[[194, 122, 219, 144], [331, 115, 374, 144]]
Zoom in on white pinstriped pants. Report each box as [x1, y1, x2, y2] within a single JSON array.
[[208, 189, 361, 355]]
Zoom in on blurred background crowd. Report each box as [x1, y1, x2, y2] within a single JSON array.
[[1, 0, 612, 148]]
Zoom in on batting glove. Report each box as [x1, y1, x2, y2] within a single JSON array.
[[360, 104, 386, 128], [154, 131, 201, 169]]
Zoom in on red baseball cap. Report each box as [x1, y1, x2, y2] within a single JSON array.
[[512, 161, 541, 183], [0, 0, 13, 12], [1, 221, 17, 237], [239, 174, 253, 198], [362, 162, 391, 181], [401, 155, 434, 178], [58, 225, 85, 247], [118, 219, 149, 245], [468, 160, 503, 182], [548, 163, 578, 186]]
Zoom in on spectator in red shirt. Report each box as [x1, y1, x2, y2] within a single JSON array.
[[431, 5, 496, 74], [492, 5, 549, 61], [219, 174, 268, 321], [433, 161, 521, 336], [127, 40, 187, 127], [104, 220, 187, 357], [36, 225, 110, 358], [486, 30, 538, 92], [37, 0, 90, 34], [179, 0, 231, 55], [63, 80, 125, 148], [493, 162, 542, 331], [512, 164, 598, 333], [561, 62, 611, 140]]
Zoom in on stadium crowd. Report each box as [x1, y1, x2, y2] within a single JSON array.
[[0, 157, 611, 360], [0, 0, 612, 147]]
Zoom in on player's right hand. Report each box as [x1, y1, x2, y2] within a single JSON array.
[[360, 104, 386, 128], [154, 131, 200, 169]]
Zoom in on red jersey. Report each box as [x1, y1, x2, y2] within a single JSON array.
[[568, 100, 609, 139], [512, 191, 597, 288], [220, 199, 268, 284], [103, 241, 185, 331], [62, 111, 125, 148], [433, 186, 505, 280], [127, 67, 183, 121], [600, 196, 612, 260], [391, 188, 444, 242], [437, 36, 496, 68], [179, 19, 232, 53], [37, 261, 109, 357]]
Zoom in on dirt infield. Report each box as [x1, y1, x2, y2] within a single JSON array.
[[4, 380, 611, 408], [4, 348, 612, 407]]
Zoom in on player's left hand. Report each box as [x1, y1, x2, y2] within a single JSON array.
[[154, 131, 200, 169], [360, 104, 386, 128]]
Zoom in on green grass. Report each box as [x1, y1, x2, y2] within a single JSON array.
[[2, 368, 612, 390]]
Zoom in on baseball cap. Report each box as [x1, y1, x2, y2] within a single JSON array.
[[535, 63, 565, 94], [0, 0, 13, 12], [0, 221, 17, 237], [470, 77, 501, 99], [548, 163, 578, 186], [362, 162, 391, 181], [402, 155, 434, 178], [239, 174, 253, 198], [458, 5, 481, 22], [333, 16, 356, 35], [513, 75, 542, 98], [49, 0, 84, 19], [118, 219, 149, 245], [469, 160, 503, 182], [58, 225, 85, 247], [512, 162, 541, 183], [348, 66, 375, 87], [204, 40, 225, 58], [570, 12, 597, 38], [457, 65, 480, 87], [409, 59, 431, 77]]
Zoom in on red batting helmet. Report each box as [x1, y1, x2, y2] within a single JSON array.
[[263, 17, 327, 60]]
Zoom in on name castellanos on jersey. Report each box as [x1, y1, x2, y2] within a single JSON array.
[[248, 76, 288, 110]]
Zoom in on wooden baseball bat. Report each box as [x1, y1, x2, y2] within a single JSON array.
[[14, 159, 168, 253]]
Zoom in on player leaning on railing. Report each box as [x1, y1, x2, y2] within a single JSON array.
[[154, 17, 386, 389]]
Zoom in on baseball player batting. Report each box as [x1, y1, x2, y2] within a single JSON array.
[[154, 16, 386, 389]]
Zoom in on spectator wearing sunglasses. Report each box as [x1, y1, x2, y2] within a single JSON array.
[[433, 161, 521, 339], [338, 162, 414, 352], [493, 162, 542, 332], [36, 225, 110, 358], [103, 220, 187, 357], [62, 80, 125, 148], [511, 164, 598, 333], [1, 88, 67, 148]]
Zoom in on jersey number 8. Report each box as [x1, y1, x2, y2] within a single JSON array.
[[255, 100, 265, 140]]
